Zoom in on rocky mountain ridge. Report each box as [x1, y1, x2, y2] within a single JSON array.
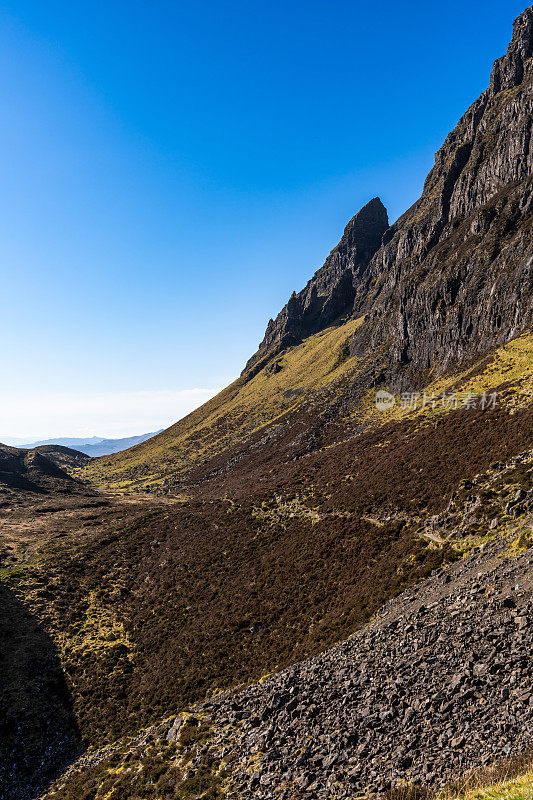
[[349, 4, 533, 389], [245, 5, 533, 390], [244, 198, 389, 377]]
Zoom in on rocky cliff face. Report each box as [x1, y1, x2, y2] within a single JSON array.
[[246, 6, 533, 389], [350, 5, 533, 388], [244, 197, 389, 376]]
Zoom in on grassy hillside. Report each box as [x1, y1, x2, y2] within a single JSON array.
[[83, 324, 533, 494], [455, 774, 533, 800], [469, 777, 533, 800], [4, 331, 531, 750], [3, 325, 531, 794], [82, 318, 366, 490]]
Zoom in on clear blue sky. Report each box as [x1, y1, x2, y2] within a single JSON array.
[[0, 0, 526, 438]]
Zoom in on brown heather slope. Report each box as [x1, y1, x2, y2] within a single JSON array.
[[45, 535, 533, 800], [0, 444, 85, 495], [3, 334, 532, 793]]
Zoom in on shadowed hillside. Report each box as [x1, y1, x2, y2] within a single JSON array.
[[0, 582, 81, 800]]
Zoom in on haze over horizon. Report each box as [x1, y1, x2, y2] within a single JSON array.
[[1, 0, 527, 438], [0, 387, 225, 441]]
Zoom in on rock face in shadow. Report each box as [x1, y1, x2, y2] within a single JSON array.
[[244, 198, 389, 377], [350, 5, 533, 388], [245, 6, 533, 389], [0, 584, 81, 800]]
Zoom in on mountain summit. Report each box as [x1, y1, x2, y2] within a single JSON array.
[[244, 197, 389, 376]]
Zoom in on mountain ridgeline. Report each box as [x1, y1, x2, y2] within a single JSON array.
[[246, 6, 533, 389], [244, 197, 389, 377]]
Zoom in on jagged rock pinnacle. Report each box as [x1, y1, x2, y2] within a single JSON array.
[[490, 5, 533, 93], [243, 197, 389, 377]]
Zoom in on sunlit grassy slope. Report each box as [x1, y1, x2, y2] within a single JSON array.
[[356, 328, 533, 426], [83, 317, 365, 489], [84, 324, 533, 492]]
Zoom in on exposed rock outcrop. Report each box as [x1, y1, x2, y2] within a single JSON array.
[[244, 198, 389, 376], [246, 6, 533, 390], [350, 5, 533, 388]]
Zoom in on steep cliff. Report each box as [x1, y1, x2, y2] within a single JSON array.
[[246, 6, 533, 390], [350, 6, 533, 387], [244, 197, 389, 376]]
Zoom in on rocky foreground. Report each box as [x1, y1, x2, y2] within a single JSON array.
[[163, 536, 533, 799]]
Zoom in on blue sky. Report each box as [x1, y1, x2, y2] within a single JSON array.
[[0, 0, 526, 438]]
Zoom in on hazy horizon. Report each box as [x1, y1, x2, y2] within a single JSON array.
[[1, 429, 162, 446], [0, 385, 228, 441]]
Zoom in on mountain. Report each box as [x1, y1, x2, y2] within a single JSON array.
[[245, 6, 533, 389], [83, 2, 532, 494], [18, 431, 162, 458], [22, 436, 107, 448], [347, 8, 533, 389], [1, 7, 533, 800], [251, 5, 532, 386], [74, 431, 163, 457]]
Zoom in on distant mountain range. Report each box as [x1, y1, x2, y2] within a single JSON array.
[[5, 431, 162, 458]]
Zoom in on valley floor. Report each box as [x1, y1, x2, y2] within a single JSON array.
[[38, 533, 533, 800]]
